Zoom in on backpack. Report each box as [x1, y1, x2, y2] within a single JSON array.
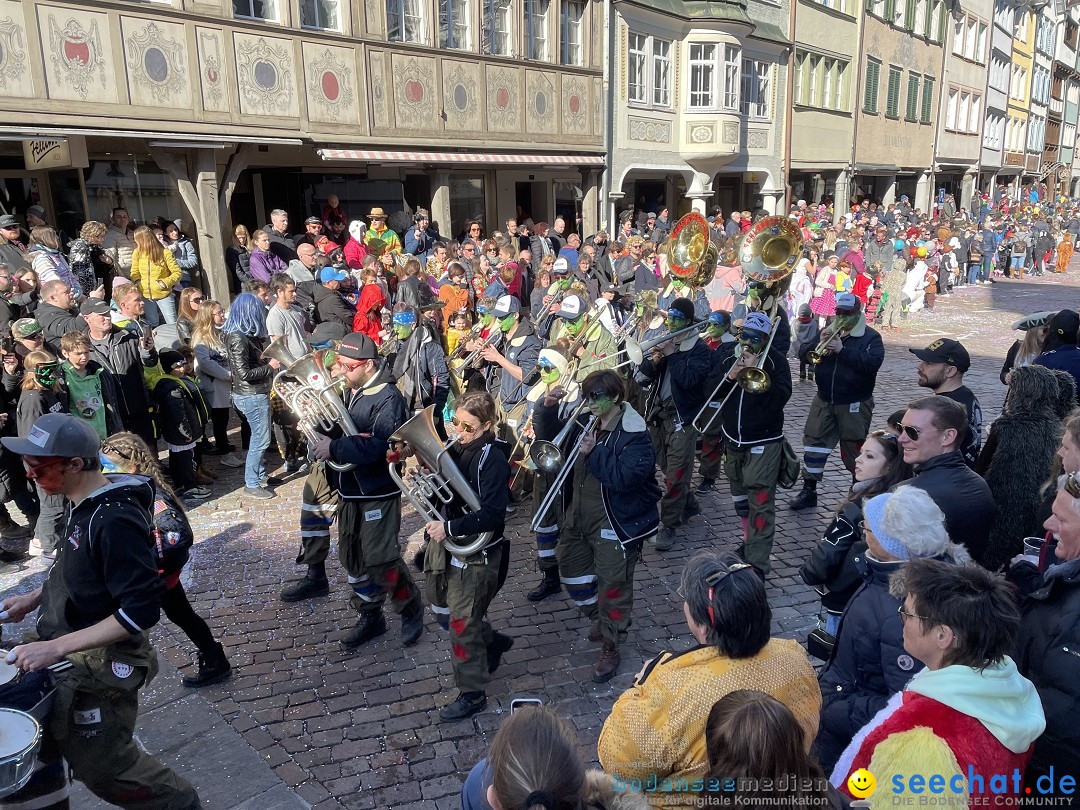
[[1014, 238, 1028, 251], [151, 496, 193, 574]]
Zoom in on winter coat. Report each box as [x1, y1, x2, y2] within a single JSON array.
[[391, 324, 450, 413], [16, 388, 68, 438], [833, 660, 1045, 805], [403, 226, 436, 262], [599, 640, 820, 810], [708, 344, 791, 447], [224, 331, 272, 396], [226, 245, 252, 285], [534, 401, 661, 544], [815, 544, 971, 773], [66, 238, 103, 296], [440, 432, 510, 546], [800, 497, 868, 617], [811, 315, 885, 404], [976, 371, 1062, 571], [343, 237, 367, 270], [152, 373, 207, 446], [907, 451, 994, 565], [37, 302, 86, 356], [262, 226, 297, 263], [352, 284, 385, 343], [1035, 344, 1080, 396], [169, 238, 199, 286], [130, 248, 181, 302], [32, 245, 81, 297], [193, 341, 232, 409], [102, 226, 136, 276], [865, 239, 896, 272], [86, 326, 157, 429], [0, 238, 30, 273], [311, 283, 355, 329], [638, 334, 716, 424], [248, 247, 287, 284], [1013, 557, 1080, 794]]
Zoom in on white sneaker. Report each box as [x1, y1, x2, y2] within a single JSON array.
[[220, 453, 244, 468], [28, 539, 56, 560]]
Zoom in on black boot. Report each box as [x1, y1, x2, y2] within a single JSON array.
[[527, 568, 561, 602], [788, 480, 817, 510], [341, 612, 388, 649], [486, 632, 514, 673], [401, 602, 424, 646], [439, 691, 487, 721], [280, 563, 330, 602], [182, 643, 231, 688], [696, 477, 716, 493]]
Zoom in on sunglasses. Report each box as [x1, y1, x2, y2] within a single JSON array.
[[190, 296, 204, 304], [678, 563, 753, 625], [336, 358, 367, 371], [897, 423, 923, 441], [100, 443, 131, 460], [23, 456, 71, 474], [451, 416, 480, 434], [586, 388, 611, 403]]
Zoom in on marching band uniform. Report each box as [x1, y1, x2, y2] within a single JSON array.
[[697, 311, 736, 492], [637, 298, 714, 550], [423, 400, 512, 721], [534, 375, 660, 682], [485, 295, 542, 412], [310, 334, 425, 649], [710, 311, 793, 575], [549, 295, 618, 382], [790, 294, 885, 511]]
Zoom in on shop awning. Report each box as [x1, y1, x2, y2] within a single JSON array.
[[317, 148, 604, 166]]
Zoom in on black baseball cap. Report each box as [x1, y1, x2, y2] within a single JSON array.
[[909, 338, 971, 372], [668, 298, 696, 322], [338, 333, 378, 360], [1046, 309, 1080, 345]]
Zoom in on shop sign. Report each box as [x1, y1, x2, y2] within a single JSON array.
[[22, 135, 88, 170]]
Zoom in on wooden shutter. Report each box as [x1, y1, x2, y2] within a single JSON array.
[[864, 61, 880, 112]]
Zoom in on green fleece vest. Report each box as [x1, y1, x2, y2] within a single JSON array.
[[63, 363, 107, 439]]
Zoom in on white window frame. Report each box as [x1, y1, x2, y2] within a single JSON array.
[[234, 0, 277, 21], [688, 42, 717, 110], [524, 0, 550, 61], [482, 0, 512, 56], [439, 0, 472, 50], [964, 17, 977, 59], [559, 0, 584, 66], [722, 44, 741, 111], [952, 17, 964, 54], [969, 94, 982, 134], [741, 58, 771, 118], [627, 33, 647, 104], [387, 0, 426, 42], [652, 39, 671, 107], [300, 0, 340, 30], [946, 87, 958, 129]]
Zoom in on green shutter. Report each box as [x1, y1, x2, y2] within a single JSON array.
[[887, 66, 901, 116], [936, 2, 946, 41], [864, 61, 880, 112], [885, 0, 896, 21], [921, 76, 934, 123], [866, 0, 875, 12], [906, 73, 920, 120]]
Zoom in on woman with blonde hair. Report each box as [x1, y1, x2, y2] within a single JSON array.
[[30, 226, 81, 298], [191, 299, 241, 465], [176, 286, 204, 345], [68, 220, 113, 297], [226, 224, 253, 286], [131, 224, 182, 325]]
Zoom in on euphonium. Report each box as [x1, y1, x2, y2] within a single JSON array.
[[388, 405, 492, 560], [272, 350, 358, 472]]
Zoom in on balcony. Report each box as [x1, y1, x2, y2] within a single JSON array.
[[1052, 96, 1065, 115]]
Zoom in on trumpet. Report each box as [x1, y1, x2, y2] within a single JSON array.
[[530, 401, 597, 532], [446, 322, 485, 365], [450, 327, 501, 373], [808, 314, 856, 364]]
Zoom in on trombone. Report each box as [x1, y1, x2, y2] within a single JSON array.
[[808, 313, 857, 364], [691, 317, 780, 434], [529, 401, 597, 532]]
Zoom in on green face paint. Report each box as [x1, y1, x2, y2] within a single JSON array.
[[539, 367, 561, 385], [498, 314, 516, 332], [565, 317, 585, 337], [557, 277, 573, 290], [588, 394, 615, 418], [394, 325, 414, 340], [666, 316, 689, 334]]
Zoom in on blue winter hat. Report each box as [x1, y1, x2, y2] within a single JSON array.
[[863, 493, 910, 560]]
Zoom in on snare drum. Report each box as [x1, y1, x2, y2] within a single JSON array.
[[0, 709, 41, 799]]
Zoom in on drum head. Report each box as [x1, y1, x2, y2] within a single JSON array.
[[0, 708, 38, 759], [0, 659, 16, 687]]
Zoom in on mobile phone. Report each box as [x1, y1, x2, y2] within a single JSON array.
[[510, 698, 542, 714], [0, 336, 13, 355]]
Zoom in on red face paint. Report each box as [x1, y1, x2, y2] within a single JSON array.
[[23, 457, 69, 495]]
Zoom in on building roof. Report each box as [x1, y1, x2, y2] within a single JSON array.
[[615, 0, 753, 26]]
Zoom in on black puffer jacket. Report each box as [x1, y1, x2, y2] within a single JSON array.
[[812, 317, 885, 404], [1012, 557, 1080, 792], [224, 331, 273, 396], [814, 544, 970, 772], [312, 283, 355, 329], [329, 367, 408, 500], [799, 498, 867, 617], [907, 451, 995, 565]]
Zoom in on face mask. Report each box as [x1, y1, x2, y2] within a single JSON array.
[[498, 314, 516, 332], [34, 362, 60, 388], [394, 325, 414, 340]]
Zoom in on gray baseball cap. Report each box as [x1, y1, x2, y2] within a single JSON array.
[[1, 413, 100, 458]]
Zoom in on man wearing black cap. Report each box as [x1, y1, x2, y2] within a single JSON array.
[[481, 294, 541, 414], [912, 338, 982, 468], [0, 214, 30, 272], [309, 333, 424, 648], [1034, 309, 1080, 394], [280, 322, 348, 602], [638, 297, 714, 550], [705, 311, 792, 577], [0, 413, 201, 809], [789, 292, 885, 510]]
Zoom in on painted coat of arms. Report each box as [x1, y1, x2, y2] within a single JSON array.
[[48, 16, 106, 98]]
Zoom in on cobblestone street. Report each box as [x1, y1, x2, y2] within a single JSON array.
[[1, 270, 1074, 809]]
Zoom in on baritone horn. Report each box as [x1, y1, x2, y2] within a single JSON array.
[[272, 350, 358, 472], [388, 405, 492, 560]]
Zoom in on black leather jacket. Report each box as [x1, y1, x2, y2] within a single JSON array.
[[224, 331, 273, 396]]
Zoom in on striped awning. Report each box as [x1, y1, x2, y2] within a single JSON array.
[[317, 148, 604, 166]]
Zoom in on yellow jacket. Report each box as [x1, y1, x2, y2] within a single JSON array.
[[130, 249, 182, 301], [597, 640, 821, 810]]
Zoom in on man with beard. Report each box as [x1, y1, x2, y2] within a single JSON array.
[[910, 338, 982, 468]]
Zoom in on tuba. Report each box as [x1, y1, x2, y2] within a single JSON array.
[[388, 405, 492, 560], [271, 350, 358, 472], [668, 212, 719, 288]]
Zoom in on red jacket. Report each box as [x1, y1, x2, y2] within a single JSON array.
[[852, 273, 873, 304], [343, 237, 367, 270]]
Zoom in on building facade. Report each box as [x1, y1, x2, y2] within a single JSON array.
[[1, 0, 605, 299], [607, 0, 790, 226], [1003, 4, 1035, 193], [979, 0, 1015, 195]]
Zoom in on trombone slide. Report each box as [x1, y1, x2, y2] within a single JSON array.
[[530, 412, 598, 532]]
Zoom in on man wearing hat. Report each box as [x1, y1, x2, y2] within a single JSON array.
[[0, 413, 202, 809], [365, 207, 402, 255], [702, 311, 792, 576], [594, 283, 626, 336], [912, 338, 982, 468], [1035, 309, 1080, 394], [638, 298, 714, 550], [0, 213, 30, 272], [481, 294, 541, 414], [650, 208, 671, 242], [790, 293, 885, 510], [312, 265, 356, 329], [280, 323, 350, 603], [298, 216, 339, 255], [391, 305, 451, 433], [309, 333, 424, 648], [535, 257, 575, 339], [551, 294, 618, 383]]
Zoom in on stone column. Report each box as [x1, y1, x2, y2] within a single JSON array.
[[759, 189, 784, 215], [833, 170, 850, 225], [580, 168, 599, 235], [685, 171, 713, 215], [430, 171, 451, 239], [961, 171, 977, 212], [915, 171, 932, 214], [880, 174, 898, 207]]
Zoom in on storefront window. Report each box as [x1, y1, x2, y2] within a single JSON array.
[[83, 157, 184, 228], [449, 175, 485, 239]]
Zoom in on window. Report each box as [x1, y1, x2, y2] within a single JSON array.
[[741, 59, 771, 118], [945, 87, 958, 129], [886, 65, 902, 117], [482, 0, 512, 55], [969, 94, 981, 133], [627, 34, 647, 103], [559, 0, 584, 65], [1017, 11, 1029, 41], [815, 0, 853, 14], [300, 0, 339, 29], [904, 0, 916, 29], [921, 76, 933, 123], [524, 0, 549, 60], [653, 39, 671, 106], [864, 59, 880, 113], [932, 0, 945, 41], [387, 0, 425, 42], [957, 91, 969, 131], [439, 0, 471, 49], [906, 72, 920, 121], [794, 51, 807, 104], [794, 49, 849, 111], [977, 23, 987, 59], [833, 59, 847, 109], [689, 43, 717, 109], [722, 44, 741, 110], [233, 0, 276, 19], [884, 0, 897, 22], [952, 18, 964, 54], [964, 17, 977, 59]]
